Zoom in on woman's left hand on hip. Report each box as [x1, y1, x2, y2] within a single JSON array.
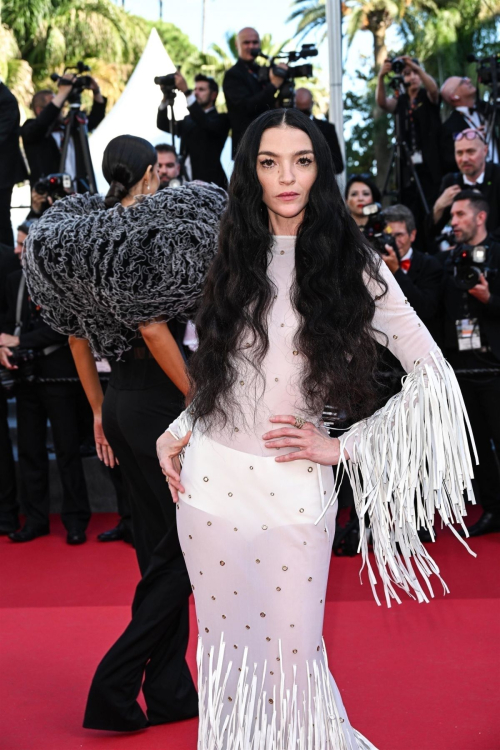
[[262, 415, 347, 465]]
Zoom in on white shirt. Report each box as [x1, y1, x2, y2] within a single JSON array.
[[463, 170, 485, 186]]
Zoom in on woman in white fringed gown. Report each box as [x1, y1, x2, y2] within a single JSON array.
[[157, 109, 476, 749]]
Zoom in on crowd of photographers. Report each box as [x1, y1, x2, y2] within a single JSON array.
[[0, 27, 500, 545]]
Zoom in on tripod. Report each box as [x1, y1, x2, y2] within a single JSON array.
[[381, 79, 430, 215], [59, 102, 97, 194], [160, 86, 189, 183]]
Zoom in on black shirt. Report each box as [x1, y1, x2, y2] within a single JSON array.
[[395, 88, 443, 186]]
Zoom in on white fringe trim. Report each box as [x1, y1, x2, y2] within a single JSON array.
[[197, 634, 358, 750], [322, 353, 478, 607]]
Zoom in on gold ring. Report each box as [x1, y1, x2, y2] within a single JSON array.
[[294, 416, 305, 429]]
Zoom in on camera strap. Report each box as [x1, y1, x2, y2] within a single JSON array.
[[14, 275, 63, 357]]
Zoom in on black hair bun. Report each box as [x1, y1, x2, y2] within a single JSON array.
[[104, 180, 129, 208]]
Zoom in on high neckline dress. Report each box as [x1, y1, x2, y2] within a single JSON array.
[[168, 236, 476, 749]]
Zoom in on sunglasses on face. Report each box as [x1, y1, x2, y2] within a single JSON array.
[[453, 130, 486, 144]]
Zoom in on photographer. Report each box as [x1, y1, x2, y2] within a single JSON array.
[[376, 56, 443, 227], [382, 204, 444, 341], [441, 190, 500, 536], [431, 129, 500, 240], [440, 76, 498, 173], [155, 144, 185, 189], [294, 87, 343, 174], [157, 73, 229, 188], [223, 27, 287, 157], [0, 221, 91, 544], [21, 78, 106, 192]]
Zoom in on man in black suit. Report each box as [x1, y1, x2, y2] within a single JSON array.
[[440, 190, 500, 537], [0, 82, 27, 246], [0, 222, 91, 544], [0, 231, 23, 535], [431, 129, 500, 240], [440, 76, 498, 174], [382, 204, 444, 342], [21, 77, 106, 192], [223, 27, 287, 157], [157, 73, 229, 188], [294, 88, 344, 174]]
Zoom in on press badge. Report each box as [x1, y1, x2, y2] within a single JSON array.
[[411, 151, 423, 165], [456, 318, 481, 350]]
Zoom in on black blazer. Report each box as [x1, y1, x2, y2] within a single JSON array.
[[431, 162, 500, 240], [0, 83, 27, 189], [157, 102, 229, 188], [21, 99, 106, 190], [312, 118, 343, 174], [4, 270, 77, 379], [223, 59, 278, 157], [392, 249, 444, 343], [0, 244, 20, 331]]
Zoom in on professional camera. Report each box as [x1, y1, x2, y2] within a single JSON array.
[[450, 244, 497, 290], [389, 57, 406, 75], [34, 173, 74, 202], [0, 348, 40, 392], [361, 203, 399, 258], [251, 44, 318, 108], [467, 53, 500, 88], [51, 61, 93, 106], [154, 72, 177, 90]]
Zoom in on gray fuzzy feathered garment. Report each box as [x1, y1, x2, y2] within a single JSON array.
[[23, 183, 227, 358]]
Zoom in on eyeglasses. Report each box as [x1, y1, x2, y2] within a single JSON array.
[[348, 173, 374, 181], [453, 129, 486, 144]]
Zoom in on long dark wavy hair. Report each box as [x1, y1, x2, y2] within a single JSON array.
[[189, 108, 387, 428]]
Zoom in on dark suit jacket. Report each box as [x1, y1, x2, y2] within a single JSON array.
[[440, 237, 500, 361], [312, 118, 343, 174], [431, 162, 500, 240], [223, 59, 278, 157], [4, 270, 76, 379], [0, 84, 27, 189], [392, 249, 444, 343], [157, 102, 229, 188], [0, 244, 20, 331], [21, 99, 106, 190]]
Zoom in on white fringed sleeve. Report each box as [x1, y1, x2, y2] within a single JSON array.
[[332, 262, 478, 607]]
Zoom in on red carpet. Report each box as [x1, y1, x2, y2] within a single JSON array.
[[1, 510, 499, 750]]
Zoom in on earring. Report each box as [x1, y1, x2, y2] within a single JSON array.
[[146, 184, 150, 192]]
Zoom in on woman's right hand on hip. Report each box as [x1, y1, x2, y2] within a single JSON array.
[[156, 430, 191, 502]]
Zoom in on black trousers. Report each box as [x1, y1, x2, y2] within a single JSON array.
[[0, 389, 18, 528], [457, 372, 500, 513], [84, 369, 197, 730], [16, 382, 91, 531], [0, 186, 14, 248]]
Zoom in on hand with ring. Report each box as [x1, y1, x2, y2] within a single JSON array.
[[156, 429, 191, 502], [262, 414, 347, 466]]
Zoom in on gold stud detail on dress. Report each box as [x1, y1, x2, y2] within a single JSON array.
[[203, 477, 209, 482], [293, 350, 298, 356], [317, 646, 320, 651], [276, 587, 281, 591], [189, 535, 192, 539], [340, 718, 345, 723], [188, 494, 192, 499], [220, 561, 225, 566], [234, 427, 239, 432], [270, 670, 274, 674], [207, 521, 212, 526], [290, 624, 294, 628], [222, 615, 226, 619], [308, 577, 312, 582], [275, 378, 279, 382], [299, 508, 304, 513], [276, 657, 280, 661], [393, 334, 398, 339], [205, 628, 209, 633], [307, 467, 313, 473], [303, 542, 307, 545], [228, 697, 232, 702], [270, 492, 275, 496], [266, 637, 271, 641], [260, 612, 266, 618], [211, 596, 216, 600], [240, 380, 244, 385], [320, 599, 323, 603], [262, 525, 268, 530], [228, 492, 233, 497], [280, 250, 284, 255], [269, 698, 274, 704], [282, 566, 288, 571], [249, 466, 254, 470], [418, 323, 421, 327], [293, 649, 297, 654], [234, 527, 238, 531], [246, 625, 250, 629], [234, 645, 238, 649], [234, 591, 238, 595], [256, 559, 260, 564], [280, 323, 284, 327], [191, 585, 195, 590]]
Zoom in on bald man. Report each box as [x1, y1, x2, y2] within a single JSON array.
[[294, 88, 343, 173], [223, 27, 287, 157], [440, 75, 498, 172]]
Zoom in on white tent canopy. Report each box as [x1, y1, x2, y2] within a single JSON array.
[[89, 28, 232, 193], [89, 28, 188, 194]]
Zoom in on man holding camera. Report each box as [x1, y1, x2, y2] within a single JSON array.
[[431, 129, 500, 241], [294, 88, 343, 174], [377, 56, 443, 229], [223, 27, 287, 157], [157, 74, 229, 188], [0, 221, 91, 543], [440, 76, 498, 173], [439, 190, 500, 536], [21, 77, 106, 192]]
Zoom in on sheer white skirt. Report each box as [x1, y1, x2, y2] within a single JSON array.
[[177, 432, 377, 750]]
